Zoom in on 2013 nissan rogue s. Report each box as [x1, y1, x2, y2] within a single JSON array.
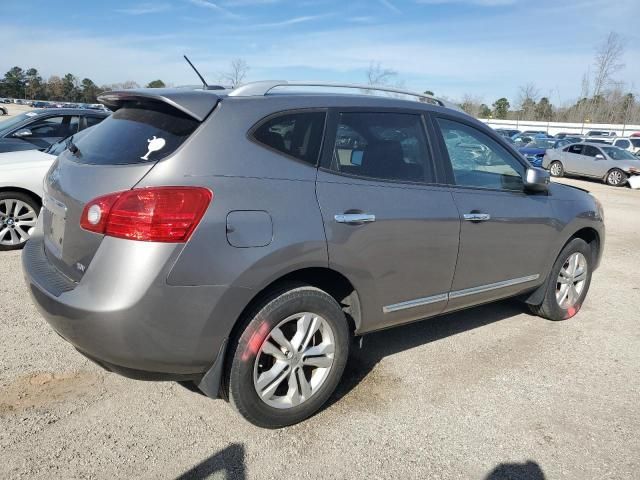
[[22, 81, 604, 428]]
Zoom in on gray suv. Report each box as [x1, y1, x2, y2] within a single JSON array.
[[22, 82, 604, 428]]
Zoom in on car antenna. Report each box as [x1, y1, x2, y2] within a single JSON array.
[[184, 55, 209, 90]]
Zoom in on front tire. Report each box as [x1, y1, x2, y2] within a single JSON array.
[[0, 192, 40, 251], [226, 284, 350, 428], [549, 161, 564, 177], [605, 168, 627, 187], [529, 238, 593, 321]]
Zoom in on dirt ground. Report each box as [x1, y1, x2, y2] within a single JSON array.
[[0, 178, 638, 479]]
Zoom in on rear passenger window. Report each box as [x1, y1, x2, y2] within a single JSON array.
[[252, 111, 326, 165], [331, 112, 432, 183]]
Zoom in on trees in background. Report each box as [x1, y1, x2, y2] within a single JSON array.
[[220, 58, 249, 88], [146, 80, 166, 88], [492, 98, 510, 119], [0, 67, 144, 103]]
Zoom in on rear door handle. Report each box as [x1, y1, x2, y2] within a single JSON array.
[[334, 213, 376, 224], [463, 213, 491, 222]]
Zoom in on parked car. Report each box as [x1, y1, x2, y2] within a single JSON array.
[[520, 130, 548, 136], [32, 101, 50, 108], [612, 137, 640, 155], [495, 128, 520, 137], [544, 142, 640, 186], [0, 108, 108, 153], [23, 82, 604, 428], [518, 138, 573, 167], [555, 132, 581, 139], [585, 130, 616, 138], [0, 128, 95, 250], [0, 105, 7, 116]]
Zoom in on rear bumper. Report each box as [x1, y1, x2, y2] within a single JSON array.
[[22, 234, 246, 380]]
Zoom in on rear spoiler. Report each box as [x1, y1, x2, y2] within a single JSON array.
[[98, 88, 221, 122]]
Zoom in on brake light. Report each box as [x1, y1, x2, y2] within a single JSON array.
[[80, 187, 212, 242]]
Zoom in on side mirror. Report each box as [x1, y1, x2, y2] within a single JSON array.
[[13, 128, 32, 138], [524, 167, 550, 192], [595, 154, 605, 160]]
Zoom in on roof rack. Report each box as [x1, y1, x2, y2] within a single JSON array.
[[228, 80, 455, 109]]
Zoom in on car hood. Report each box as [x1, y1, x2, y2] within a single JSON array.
[[0, 149, 53, 169]]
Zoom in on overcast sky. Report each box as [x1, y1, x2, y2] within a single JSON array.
[[2, 0, 638, 104]]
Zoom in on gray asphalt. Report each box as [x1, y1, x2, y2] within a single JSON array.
[[1, 178, 638, 479]]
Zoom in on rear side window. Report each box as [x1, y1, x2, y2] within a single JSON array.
[[252, 111, 326, 165], [331, 112, 433, 183], [567, 144, 584, 154], [68, 102, 199, 165]]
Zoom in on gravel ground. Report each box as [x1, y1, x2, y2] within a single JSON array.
[[1, 178, 638, 480]]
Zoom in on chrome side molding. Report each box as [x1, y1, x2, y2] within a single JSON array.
[[449, 274, 540, 299], [383, 293, 448, 313], [382, 274, 540, 313]]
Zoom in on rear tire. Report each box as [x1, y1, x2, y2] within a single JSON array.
[[0, 191, 40, 251], [605, 168, 627, 187], [528, 238, 593, 321], [549, 161, 564, 177], [225, 284, 350, 428]]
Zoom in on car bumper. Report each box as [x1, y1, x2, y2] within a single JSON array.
[[22, 233, 242, 381]]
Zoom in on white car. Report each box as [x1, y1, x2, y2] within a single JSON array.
[[612, 137, 640, 155], [0, 129, 90, 250]]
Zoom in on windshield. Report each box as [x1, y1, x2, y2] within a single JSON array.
[[0, 111, 40, 135], [524, 139, 556, 149], [601, 147, 638, 161]]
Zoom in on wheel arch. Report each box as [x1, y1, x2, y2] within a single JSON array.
[[525, 226, 601, 306], [232, 267, 361, 338], [0, 186, 42, 207]]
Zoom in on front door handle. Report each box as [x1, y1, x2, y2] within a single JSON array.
[[463, 213, 491, 222], [334, 213, 376, 224]]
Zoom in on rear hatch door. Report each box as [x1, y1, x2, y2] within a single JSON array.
[[41, 89, 219, 281]]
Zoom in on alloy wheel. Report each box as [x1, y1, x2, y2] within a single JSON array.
[[607, 170, 623, 185], [550, 162, 562, 176], [0, 199, 38, 246], [253, 312, 335, 409], [555, 252, 588, 309]]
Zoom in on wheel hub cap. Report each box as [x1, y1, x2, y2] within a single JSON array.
[[253, 312, 336, 409], [0, 199, 38, 246], [555, 252, 588, 309]]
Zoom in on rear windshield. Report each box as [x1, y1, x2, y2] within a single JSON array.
[[67, 102, 199, 165]]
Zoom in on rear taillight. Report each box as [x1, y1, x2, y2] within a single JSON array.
[[80, 187, 212, 243]]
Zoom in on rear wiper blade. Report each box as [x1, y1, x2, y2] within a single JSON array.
[[67, 138, 81, 157]]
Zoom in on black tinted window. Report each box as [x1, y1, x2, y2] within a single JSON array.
[[437, 118, 524, 191], [253, 111, 326, 165], [583, 146, 601, 157], [65, 103, 199, 165], [331, 112, 432, 183], [568, 144, 584, 154]]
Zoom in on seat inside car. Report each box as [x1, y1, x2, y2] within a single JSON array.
[[361, 140, 422, 181]]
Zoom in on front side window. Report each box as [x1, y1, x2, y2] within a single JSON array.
[[252, 111, 326, 165], [25, 116, 66, 138], [331, 112, 432, 183], [436, 118, 524, 191]]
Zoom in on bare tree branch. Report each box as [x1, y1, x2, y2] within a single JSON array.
[[220, 58, 249, 88], [593, 32, 625, 97]]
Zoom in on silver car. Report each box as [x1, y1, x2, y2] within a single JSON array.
[[543, 142, 640, 186], [22, 82, 604, 428]]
